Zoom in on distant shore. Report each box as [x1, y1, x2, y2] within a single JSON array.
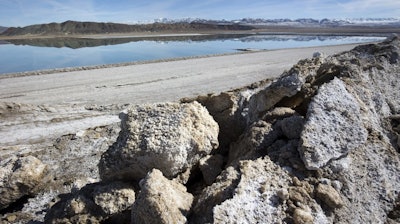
[[0, 26, 398, 40]]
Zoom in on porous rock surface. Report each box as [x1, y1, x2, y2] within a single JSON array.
[[1, 36, 400, 223], [99, 102, 219, 182], [44, 181, 135, 223], [0, 155, 47, 210], [212, 158, 292, 223], [191, 35, 400, 223], [131, 169, 193, 224], [299, 78, 368, 169]]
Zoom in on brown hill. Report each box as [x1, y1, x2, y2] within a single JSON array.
[[0, 26, 7, 33], [1, 20, 254, 36]]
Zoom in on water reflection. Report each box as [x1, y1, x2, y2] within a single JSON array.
[[5, 34, 252, 49], [4, 34, 384, 49], [0, 34, 386, 74], [237, 35, 384, 42]]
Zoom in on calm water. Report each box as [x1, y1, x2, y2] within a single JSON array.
[[0, 34, 386, 74]]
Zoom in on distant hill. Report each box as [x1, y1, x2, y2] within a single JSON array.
[[0, 26, 8, 33], [0, 20, 254, 36], [2, 18, 399, 37]]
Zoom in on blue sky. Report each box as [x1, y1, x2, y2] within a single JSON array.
[[1, 0, 399, 27]]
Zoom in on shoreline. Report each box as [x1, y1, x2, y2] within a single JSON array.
[[0, 43, 364, 106], [1, 29, 391, 78], [0, 50, 257, 79]]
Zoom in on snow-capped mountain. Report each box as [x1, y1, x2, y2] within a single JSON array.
[[120, 17, 400, 28], [237, 18, 400, 27], [135, 17, 400, 27]]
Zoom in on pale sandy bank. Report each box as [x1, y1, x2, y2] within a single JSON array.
[[0, 44, 361, 106]]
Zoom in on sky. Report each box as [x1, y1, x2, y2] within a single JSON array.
[[1, 0, 400, 27]]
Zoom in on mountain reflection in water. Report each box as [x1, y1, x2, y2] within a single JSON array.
[[0, 34, 386, 74], [5, 34, 253, 49], [4, 34, 383, 49]]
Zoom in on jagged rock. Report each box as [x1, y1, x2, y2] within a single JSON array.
[[263, 107, 297, 121], [99, 102, 219, 182], [320, 78, 400, 222], [42, 123, 121, 190], [299, 36, 400, 223], [293, 208, 314, 224], [298, 78, 368, 170], [277, 115, 305, 139], [213, 158, 292, 223], [0, 155, 47, 210], [322, 137, 400, 223], [246, 56, 324, 123], [247, 72, 305, 122], [315, 183, 344, 209], [218, 36, 400, 224], [228, 113, 305, 167], [190, 166, 240, 223], [211, 157, 328, 223], [45, 181, 135, 223], [228, 120, 279, 164], [199, 154, 224, 185], [266, 138, 305, 171], [183, 91, 249, 153], [92, 182, 136, 216], [131, 169, 193, 224], [0, 121, 121, 223], [45, 196, 102, 224]]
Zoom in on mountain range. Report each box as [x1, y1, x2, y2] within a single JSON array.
[[1, 18, 399, 36], [239, 18, 400, 26], [139, 17, 400, 27], [1, 20, 252, 36]]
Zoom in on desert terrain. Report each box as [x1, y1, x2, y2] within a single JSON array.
[[0, 22, 400, 222]]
